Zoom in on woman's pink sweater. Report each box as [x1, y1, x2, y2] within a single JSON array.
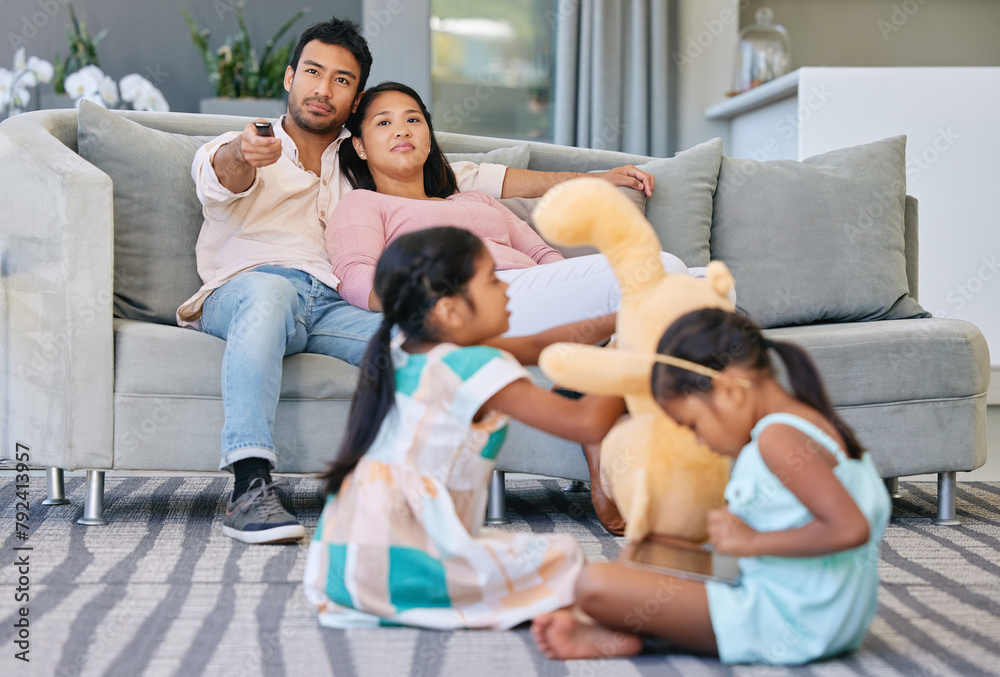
[[327, 190, 564, 309]]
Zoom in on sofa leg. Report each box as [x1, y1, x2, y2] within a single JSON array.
[[42, 467, 71, 505], [77, 470, 108, 526], [485, 470, 508, 525], [884, 477, 900, 499], [563, 480, 587, 492], [933, 471, 960, 526]]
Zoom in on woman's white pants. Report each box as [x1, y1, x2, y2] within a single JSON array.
[[497, 252, 706, 337]]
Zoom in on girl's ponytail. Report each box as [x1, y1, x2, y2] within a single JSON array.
[[322, 316, 396, 495], [321, 226, 486, 495], [765, 340, 862, 459]]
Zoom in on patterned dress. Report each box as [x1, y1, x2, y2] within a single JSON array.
[[705, 413, 892, 665], [303, 341, 584, 629]]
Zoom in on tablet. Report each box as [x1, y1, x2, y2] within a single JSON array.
[[623, 536, 742, 586]]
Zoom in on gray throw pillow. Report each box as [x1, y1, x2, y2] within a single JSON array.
[[633, 138, 723, 267], [498, 186, 646, 258], [710, 135, 929, 328], [445, 143, 531, 169], [77, 101, 215, 325]]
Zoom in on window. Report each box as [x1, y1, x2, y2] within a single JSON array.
[[430, 0, 555, 142]]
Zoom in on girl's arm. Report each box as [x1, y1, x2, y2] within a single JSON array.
[[482, 379, 626, 444], [325, 193, 388, 311], [708, 424, 870, 558], [484, 314, 616, 366]]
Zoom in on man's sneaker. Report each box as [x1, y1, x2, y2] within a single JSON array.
[[223, 477, 305, 544]]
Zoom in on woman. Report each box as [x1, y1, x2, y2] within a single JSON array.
[[326, 81, 702, 337]]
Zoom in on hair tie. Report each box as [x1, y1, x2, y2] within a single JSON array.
[[761, 337, 775, 350]]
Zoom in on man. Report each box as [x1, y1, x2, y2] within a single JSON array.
[[178, 17, 654, 545]]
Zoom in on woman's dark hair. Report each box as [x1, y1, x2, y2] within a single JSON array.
[[339, 81, 458, 198], [321, 227, 485, 494], [289, 17, 373, 93], [651, 308, 863, 459]]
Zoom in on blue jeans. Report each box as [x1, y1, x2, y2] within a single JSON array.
[[200, 266, 381, 471]]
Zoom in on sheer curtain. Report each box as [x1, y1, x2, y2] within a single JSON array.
[[553, 0, 674, 156]]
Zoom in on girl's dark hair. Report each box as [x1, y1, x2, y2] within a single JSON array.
[[339, 81, 458, 198], [651, 308, 863, 459], [289, 17, 373, 93], [321, 227, 485, 494]]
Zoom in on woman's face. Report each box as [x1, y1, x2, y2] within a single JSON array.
[[353, 90, 432, 181]]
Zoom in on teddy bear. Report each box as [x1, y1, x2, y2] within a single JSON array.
[[532, 177, 735, 543]]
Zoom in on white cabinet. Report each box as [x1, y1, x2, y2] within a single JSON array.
[[707, 67, 1000, 389]]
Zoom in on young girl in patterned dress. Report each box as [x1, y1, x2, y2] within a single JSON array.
[[303, 226, 626, 630], [532, 308, 892, 664]]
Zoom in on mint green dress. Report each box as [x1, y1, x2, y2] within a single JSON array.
[[705, 413, 892, 665]]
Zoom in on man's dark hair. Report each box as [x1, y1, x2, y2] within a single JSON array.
[[289, 17, 373, 93]]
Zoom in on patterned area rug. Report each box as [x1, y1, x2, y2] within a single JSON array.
[[1, 475, 1000, 677]]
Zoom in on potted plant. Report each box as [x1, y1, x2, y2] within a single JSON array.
[[182, 6, 309, 118], [37, 3, 168, 112], [0, 49, 54, 120]]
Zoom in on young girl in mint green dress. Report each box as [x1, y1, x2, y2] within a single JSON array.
[[303, 227, 624, 630], [532, 308, 892, 665]]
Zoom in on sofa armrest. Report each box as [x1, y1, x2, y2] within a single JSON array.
[[0, 111, 115, 470]]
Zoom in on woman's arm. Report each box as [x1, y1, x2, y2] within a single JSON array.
[[707, 424, 870, 558], [482, 379, 626, 444], [484, 314, 616, 366], [325, 192, 389, 311], [501, 165, 656, 199]]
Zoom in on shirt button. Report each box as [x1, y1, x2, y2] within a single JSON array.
[[321, 210, 326, 217], [322, 179, 328, 186]]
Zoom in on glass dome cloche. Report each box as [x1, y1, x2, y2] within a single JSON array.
[[730, 7, 791, 96]]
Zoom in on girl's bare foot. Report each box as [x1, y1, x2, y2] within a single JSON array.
[[531, 608, 643, 660]]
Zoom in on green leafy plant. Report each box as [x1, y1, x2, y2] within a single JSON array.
[[182, 7, 308, 99], [53, 3, 106, 95]]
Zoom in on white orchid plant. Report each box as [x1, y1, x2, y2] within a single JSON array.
[[0, 48, 54, 119], [0, 48, 169, 121], [64, 65, 169, 112]]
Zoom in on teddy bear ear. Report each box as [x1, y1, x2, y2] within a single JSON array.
[[705, 261, 736, 298]]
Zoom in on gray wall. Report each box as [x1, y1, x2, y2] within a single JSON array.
[[741, 0, 1000, 69], [1, 0, 363, 114]]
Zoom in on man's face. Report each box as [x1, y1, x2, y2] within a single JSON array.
[[284, 40, 362, 135]]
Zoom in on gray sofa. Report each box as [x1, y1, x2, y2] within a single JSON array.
[[0, 107, 989, 527]]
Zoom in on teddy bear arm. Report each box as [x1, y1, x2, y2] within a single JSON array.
[[538, 343, 656, 396]]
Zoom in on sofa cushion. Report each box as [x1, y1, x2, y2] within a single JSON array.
[[763, 318, 990, 407], [445, 143, 531, 169], [113, 320, 359, 398], [498, 186, 646, 258], [635, 137, 722, 267], [77, 101, 214, 325], [711, 135, 929, 328]]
